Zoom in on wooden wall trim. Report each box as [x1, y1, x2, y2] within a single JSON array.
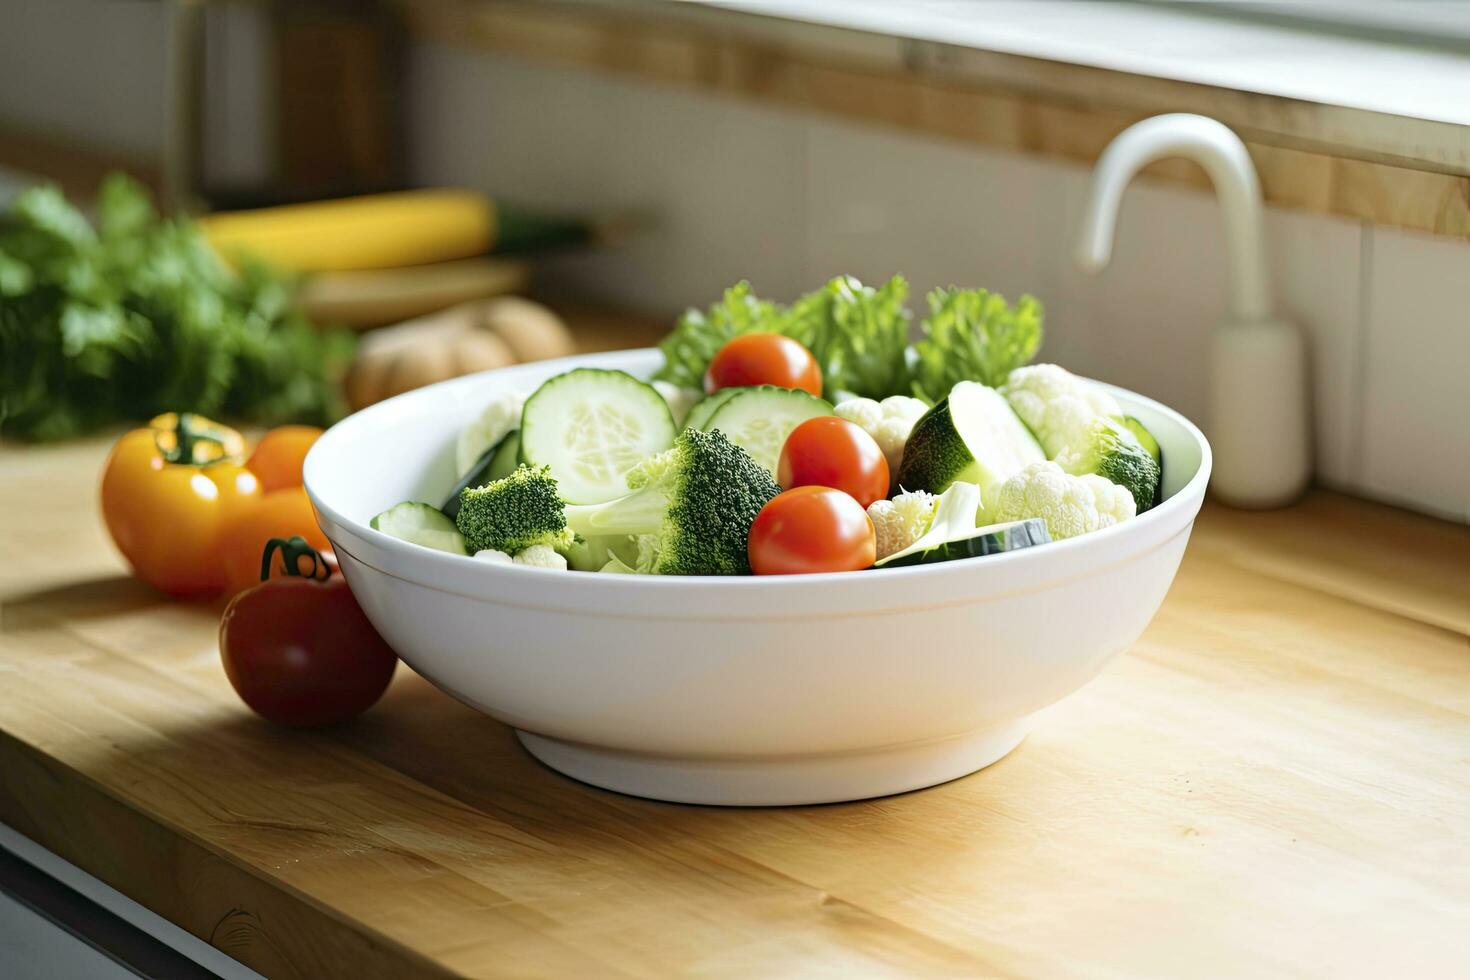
[[402, 0, 1470, 241]]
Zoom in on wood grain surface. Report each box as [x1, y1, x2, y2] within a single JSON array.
[[1, 434, 1467, 977]]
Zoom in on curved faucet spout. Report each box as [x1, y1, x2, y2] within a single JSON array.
[[1076, 113, 1272, 322]]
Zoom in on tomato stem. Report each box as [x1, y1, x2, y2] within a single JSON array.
[[157, 412, 235, 465], [260, 536, 332, 583]]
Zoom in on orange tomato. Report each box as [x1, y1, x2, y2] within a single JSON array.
[[221, 487, 333, 598], [776, 416, 890, 508], [100, 415, 261, 596], [747, 486, 876, 575], [705, 333, 822, 397], [246, 425, 323, 492]]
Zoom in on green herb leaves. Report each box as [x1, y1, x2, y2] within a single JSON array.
[[652, 275, 1041, 401], [0, 174, 353, 441], [911, 287, 1043, 399]]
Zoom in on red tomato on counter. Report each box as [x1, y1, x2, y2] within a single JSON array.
[[748, 486, 876, 575], [220, 537, 397, 727], [777, 416, 889, 508], [705, 333, 822, 397]]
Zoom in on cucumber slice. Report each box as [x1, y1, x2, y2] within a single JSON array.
[[519, 369, 677, 504], [878, 517, 1050, 568], [371, 501, 467, 554], [441, 429, 521, 519], [681, 387, 741, 431], [696, 385, 834, 475], [895, 381, 1044, 496]]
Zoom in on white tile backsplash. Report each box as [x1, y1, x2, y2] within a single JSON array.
[[1360, 227, 1470, 522], [409, 47, 811, 310], [407, 44, 1467, 523], [803, 119, 1066, 303]]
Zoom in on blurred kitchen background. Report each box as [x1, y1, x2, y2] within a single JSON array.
[[1, 0, 1465, 522]]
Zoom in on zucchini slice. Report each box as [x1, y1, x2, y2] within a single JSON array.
[[895, 381, 1044, 495]]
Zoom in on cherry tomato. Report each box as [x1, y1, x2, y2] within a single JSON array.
[[777, 416, 890, 508], [100, 415, 261, 596], [246, 425, 323, 492], [748, 486, 876, 575], [705, 333, 822, 396], [220, 538, 397, 727], [220, 487, 332, 598]]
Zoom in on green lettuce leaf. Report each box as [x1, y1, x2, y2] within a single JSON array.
[[786, 274, 911, 400], [911, 287, 1042, 398]]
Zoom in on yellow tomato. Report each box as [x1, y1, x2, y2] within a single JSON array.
[[100, 414, 261, 596]]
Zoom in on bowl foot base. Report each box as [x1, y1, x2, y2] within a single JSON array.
[[515, 721, 1030, 806]]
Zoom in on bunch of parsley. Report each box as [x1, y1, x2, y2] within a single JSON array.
[[0, 174, 353, 441]]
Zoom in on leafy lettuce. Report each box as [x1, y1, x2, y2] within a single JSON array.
[[653, 275, 1041, 402]]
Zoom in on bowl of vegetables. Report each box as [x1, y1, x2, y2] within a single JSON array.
[[305, 277, 1210, 805]]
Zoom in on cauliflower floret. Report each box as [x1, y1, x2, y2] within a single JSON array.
[[473, 548, 513, 564], [512, 544, 569, 570], [456, 389, 529, 476], [651, 380, 703, 428], [986, 461, 1135, 540], [1001, 364, 1121, 459], [866, 489, 937, 559], [835, 395, 929, 474]]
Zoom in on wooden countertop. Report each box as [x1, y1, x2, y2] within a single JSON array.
[[1, 436, 1467, 977]]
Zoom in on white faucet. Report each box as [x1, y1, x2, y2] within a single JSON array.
[[1076, 113, 1310, 509]]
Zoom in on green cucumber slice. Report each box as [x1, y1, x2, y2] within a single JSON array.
[[696, 385, 834, 476], [895, 381, 1044, 496], [518, 369, 677, 504], [371, 501, 467, 554], [878, 517, 1050, 568], [681, 387, 742, 431], [442, 429, 521, 519]]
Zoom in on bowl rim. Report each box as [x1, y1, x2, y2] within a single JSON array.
[[305, 348, 1212, 592]]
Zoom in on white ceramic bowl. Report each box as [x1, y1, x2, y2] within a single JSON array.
[[305, 349, 1211, 805]]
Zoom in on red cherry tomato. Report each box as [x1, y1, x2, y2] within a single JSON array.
[[220, 537, 397, 727], [705, 333, 822, 396], [777, 416, 890, 508], [748, 486, 876, 575]]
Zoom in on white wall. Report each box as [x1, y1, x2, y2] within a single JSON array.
[[408, 45, 1469, 522], [0, 0, 170, 158], [0, 0, 274, 190]]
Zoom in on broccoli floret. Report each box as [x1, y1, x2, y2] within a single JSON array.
[[456, 464, 575, 555], [565, 428, 780, 575], [1003, 363, 1160, 512], [1056, 418, 1161, 512]]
